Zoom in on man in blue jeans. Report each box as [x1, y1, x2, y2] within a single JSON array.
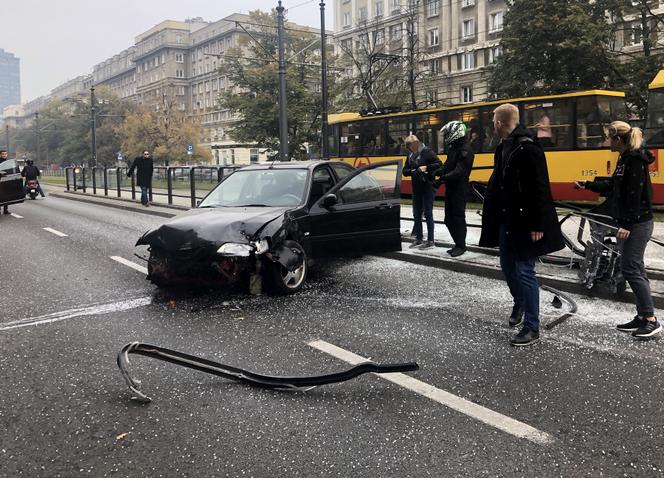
[[479, 104, 565, 346], [127, 150, 154, 207], [402, 134, 441, 249]]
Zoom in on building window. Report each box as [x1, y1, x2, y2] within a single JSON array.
[[462, 0, 475, 7], [629, 23, 643, 45], [176, 69, 184, 78], [341, 38, 353, 52], [430, 58, 441, 74], [461, 85, 473, 103], [390, 24, 402, 41], [375, 1, 383, 17], [391, 0, 401, 12], [250, 148, 259, 163], [343, 12, 351, 27], [427, 0, 440, 17], [175, 53, 184, 63], [426, 90, 438, 105], [429, 28, 439, 47], [489, 45, 503, 64], [462, 51, 474, 70], [359, 6, 367, 21], [463, 19, 475, 38], [375, 29, 385, 45], [489, 11, 503, 32]]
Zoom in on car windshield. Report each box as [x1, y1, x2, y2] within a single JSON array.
[[199, 168, 309, 208]]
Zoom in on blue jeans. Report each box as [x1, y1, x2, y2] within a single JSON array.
[[412, 189, 435, 241], [499, 225, 540, 331], [140, 186, 149, 205]]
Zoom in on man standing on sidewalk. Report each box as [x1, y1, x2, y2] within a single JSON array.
[[127, 150, 154, 207], [402, 134, 441, 249], [479, 104, 564, 346]]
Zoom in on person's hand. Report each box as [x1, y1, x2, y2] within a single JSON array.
[[574, 180, 586, 190], [418, 165, 427, 173], [616, 227, 630, 240], [531, 231, 544, 242]]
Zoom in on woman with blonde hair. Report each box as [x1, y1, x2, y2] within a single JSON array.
[[576, 121, 659, 339]]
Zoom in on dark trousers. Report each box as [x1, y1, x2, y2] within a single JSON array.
[[499, 226, 540, 331], [412, 188, 435, 241], [619, 220, 655, 317], [444, 185, 467, 248], [140, 186, 149, 205]]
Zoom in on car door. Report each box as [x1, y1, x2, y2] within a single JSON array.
[[306, 160, 401, 256], [0, 159, 25, 206]]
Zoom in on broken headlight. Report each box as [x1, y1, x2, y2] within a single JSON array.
[[217, 243, 252, 257], [252, 239, 269, 255]]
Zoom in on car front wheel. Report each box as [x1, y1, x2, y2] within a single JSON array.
[[268, 240, 307, 294]]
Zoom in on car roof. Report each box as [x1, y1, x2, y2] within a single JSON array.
[[237, 160, 353, 171]]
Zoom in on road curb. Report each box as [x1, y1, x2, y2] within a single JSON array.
[[49, 191, 180, 218], [381, 250, 664, 309]]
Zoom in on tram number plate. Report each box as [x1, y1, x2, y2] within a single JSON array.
[[581, 169, 598, 177]]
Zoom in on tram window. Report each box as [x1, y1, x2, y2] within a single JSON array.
[[339, 123, 362, 156], [387, 118, 412, 155], [646, 90, 664, 147], [359, 120, 385, 156], [480, 106, 501, 152], [523, 100, 573, 150], [415, 114, 442, 152], [445, 108, 482, 153], [328, 126, 339, 157], [577, 96, 628, 149]]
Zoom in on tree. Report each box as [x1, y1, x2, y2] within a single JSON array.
[[116, 84, 210, 165], [489, 0, 616, 98], [219, 9, 337, 160]]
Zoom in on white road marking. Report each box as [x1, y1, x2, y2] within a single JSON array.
[[10, 213, 23, 219], [110, 256, 148, 275], [308, 340, 555, 446], [43, 227, 68, 237], [0, 297, 152, 331]]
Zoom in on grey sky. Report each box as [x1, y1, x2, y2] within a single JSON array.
[[1, 0, 333, 103]]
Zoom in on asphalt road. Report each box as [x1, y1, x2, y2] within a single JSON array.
[[1, 197, 664, 477]]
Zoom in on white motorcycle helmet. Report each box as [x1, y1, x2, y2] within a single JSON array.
[[440, 121, 468, 146]]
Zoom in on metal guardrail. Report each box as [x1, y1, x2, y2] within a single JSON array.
[[64, 165, 242, 208]]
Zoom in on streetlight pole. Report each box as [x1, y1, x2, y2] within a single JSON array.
[[276, 1, 289, 161], [320, 1, 329, 160], [90, 86, 97, 168], [35, 112, 40, 164], [5, 124, 9, 153]]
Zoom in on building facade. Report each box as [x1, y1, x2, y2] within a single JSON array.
[[0, 49, 21, 116]]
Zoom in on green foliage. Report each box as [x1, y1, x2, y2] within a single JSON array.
[[490, 0, 615, 98], [219, 10, 333, 160]]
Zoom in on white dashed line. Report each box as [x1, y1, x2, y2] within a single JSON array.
[[10, 213, 23, 219], [0, 297, 152, 331], [111, 256, 148, 275], [308, 339, 555, 446], [43, 227, 68, 237]]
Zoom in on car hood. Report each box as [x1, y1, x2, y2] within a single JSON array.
[[136, 206, 289, 252]]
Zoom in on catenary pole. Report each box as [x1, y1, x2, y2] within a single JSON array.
[[277, 1, 289, 161]]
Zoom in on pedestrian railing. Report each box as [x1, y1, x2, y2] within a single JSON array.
[[64, 166, 242, 208]]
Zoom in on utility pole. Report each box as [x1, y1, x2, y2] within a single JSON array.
[[35, 112, 40, 164], [276, 1, 289, 161], [5, 124, 9, 153], [90, 86, 97, 168], [320, 1, 329, 160]]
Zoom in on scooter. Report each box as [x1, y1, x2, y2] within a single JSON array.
[[26, 179, 38, 200]]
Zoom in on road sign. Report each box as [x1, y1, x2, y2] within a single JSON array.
[[117, 152, 123, 160], [187, 144, 193, 152]]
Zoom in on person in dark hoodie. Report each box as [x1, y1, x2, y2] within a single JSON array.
[[436, 121, 475, 257], [402, 134, 442, 249], [21, 159, 46, 197], [576, 121, 660, 340], [480, 103, 565, 346], [127, 150, 154, 207]]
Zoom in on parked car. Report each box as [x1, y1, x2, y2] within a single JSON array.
[[136, 160, 402, 293], [0, 159, 25, 208]]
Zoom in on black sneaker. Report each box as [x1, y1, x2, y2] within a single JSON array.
[[409, 240, 423, 249], [449, 246, 466, 257], [510, 327, 540, 346], [509, 304, 524, 328], [418, 241, 435, 249], [616, 316, 644, 333], [632, 319, 662, 340]]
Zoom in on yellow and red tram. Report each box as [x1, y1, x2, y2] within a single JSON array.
[[327, 89, 664, 204]]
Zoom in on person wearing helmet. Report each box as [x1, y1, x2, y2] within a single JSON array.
[[435, 121, 474, 257], [21, 158, 46, 198]]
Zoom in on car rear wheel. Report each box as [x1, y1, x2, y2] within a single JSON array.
[[268, 240, 307, 294]]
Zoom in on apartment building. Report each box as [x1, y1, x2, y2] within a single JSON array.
[[0, 49, 21, 115]]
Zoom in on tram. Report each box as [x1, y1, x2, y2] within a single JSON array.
[[327, 89, 664, 204]]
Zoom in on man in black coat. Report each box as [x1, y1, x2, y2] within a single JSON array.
[[436, 121, 475, 257], [402, 134, 442, 249], [479, 104, 564, 346], [127, 150, 154, 206], [0, 150, 9, 214]]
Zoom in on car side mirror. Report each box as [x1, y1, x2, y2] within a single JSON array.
[[321, 193, 337, 209]]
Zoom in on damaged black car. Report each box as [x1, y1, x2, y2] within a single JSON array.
[[136, 160, 402, 294]]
